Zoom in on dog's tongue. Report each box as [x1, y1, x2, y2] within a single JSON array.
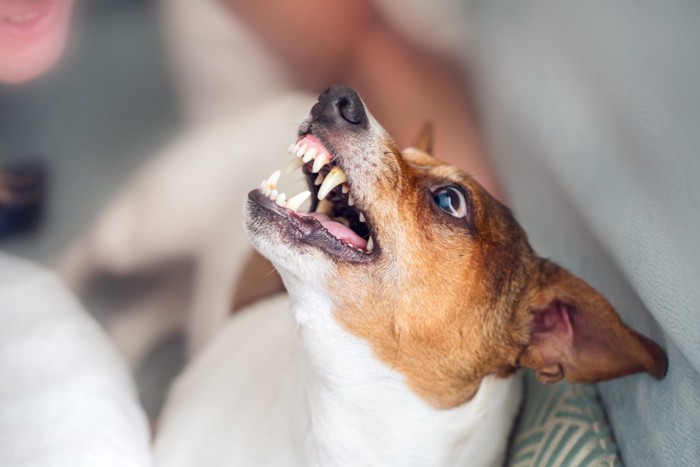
[[300, 212, 368, 250]]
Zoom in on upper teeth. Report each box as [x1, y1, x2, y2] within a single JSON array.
[[290, 142, 332, 174], [318, 167, 347, 200], [302, 147, 316, 163], [287, 158, 305, 175], [286, 141, 348, 200], [312, 153, 331, 173]]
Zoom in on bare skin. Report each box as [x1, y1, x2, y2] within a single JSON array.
[[0, 0, 75, 84]]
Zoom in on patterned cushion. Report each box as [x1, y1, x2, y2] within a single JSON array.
[[507, 373, 621, 466]]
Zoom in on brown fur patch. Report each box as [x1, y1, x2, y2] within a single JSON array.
[[326, 141, 666, 409]]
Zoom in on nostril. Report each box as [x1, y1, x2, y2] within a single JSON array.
[[337, 97, 364, 125]]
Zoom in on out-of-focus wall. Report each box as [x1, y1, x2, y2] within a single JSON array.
[[0, 0, 179, 263]]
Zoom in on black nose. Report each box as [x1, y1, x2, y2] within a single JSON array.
[[311, 85, 367, 128]]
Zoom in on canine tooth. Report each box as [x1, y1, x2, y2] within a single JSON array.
[[296, 145, 307, 157], [359, 212, 365, 222], [348, 194, 355, 206], [287, 158, 305, 175], [366, 236, 374, 252], [260, 180, 267, 189], [286, 191, 311, 211], [316, 199, 333, 215], [314, 173, 325, 186], [312, 153, 330, 173], [275, 193, 287, 206], [303, 147, 317, 163], [342, 184, 349, 194], [270, 189, 279, 201], [266, 170, 281, 188], [318, 167, 347, 200]]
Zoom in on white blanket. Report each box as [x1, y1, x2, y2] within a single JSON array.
[[0, 253, 152, 467]]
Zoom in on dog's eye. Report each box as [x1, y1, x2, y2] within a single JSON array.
[[432, 186, 467, 218]]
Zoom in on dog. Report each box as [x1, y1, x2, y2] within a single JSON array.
[[153, 86, 667, 467]]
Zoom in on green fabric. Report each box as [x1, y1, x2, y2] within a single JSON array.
[[508, 374, 621, 467]]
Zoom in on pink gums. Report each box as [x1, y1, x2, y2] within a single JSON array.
[[297, 134, 332, 157]]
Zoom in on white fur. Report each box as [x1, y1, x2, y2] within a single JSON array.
[[154, 259, 522, 467], [0, 253, 151, 467]]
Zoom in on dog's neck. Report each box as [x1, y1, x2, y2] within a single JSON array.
[[283, 274, 522, 467]]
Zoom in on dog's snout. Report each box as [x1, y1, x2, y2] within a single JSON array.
[[312, 85, 367, 128]]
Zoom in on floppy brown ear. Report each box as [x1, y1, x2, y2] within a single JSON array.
[[518, 261, 668, 384], [410, 122, 434, 155]]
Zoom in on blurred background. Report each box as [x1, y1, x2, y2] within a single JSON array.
[[1, 0, 182, 417], [0, 0, 176, 261], [1, 1, 699, 465]]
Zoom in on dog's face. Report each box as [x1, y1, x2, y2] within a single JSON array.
[[246, 86, 667, 408]]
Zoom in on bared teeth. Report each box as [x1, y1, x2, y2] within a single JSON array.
[[312, 152, 331, 173], [263, 143, 365, 228], [286, 190, 311, 211], [303, 147, 317, 163], [288, 140, 332, 178], [258, 147, 374, 256], [287, 158, 305, 175], [266, 170, 281, 189], [318, 167, 347, 200]]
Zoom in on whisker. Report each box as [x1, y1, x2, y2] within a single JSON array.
[[386, 329, 402, 384]]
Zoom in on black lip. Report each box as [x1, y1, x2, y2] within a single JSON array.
[[247, 189, 377, 264]]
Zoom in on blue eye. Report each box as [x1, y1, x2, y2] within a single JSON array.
[[433, 186, 467, 218]]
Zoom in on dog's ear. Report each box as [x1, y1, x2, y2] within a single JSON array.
[[517, 260, 668, 384], [411, 122, 434, 155]]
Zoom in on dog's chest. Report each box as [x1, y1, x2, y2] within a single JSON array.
[[154, 293, 522, 467], [154, 295, 308, 466]]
